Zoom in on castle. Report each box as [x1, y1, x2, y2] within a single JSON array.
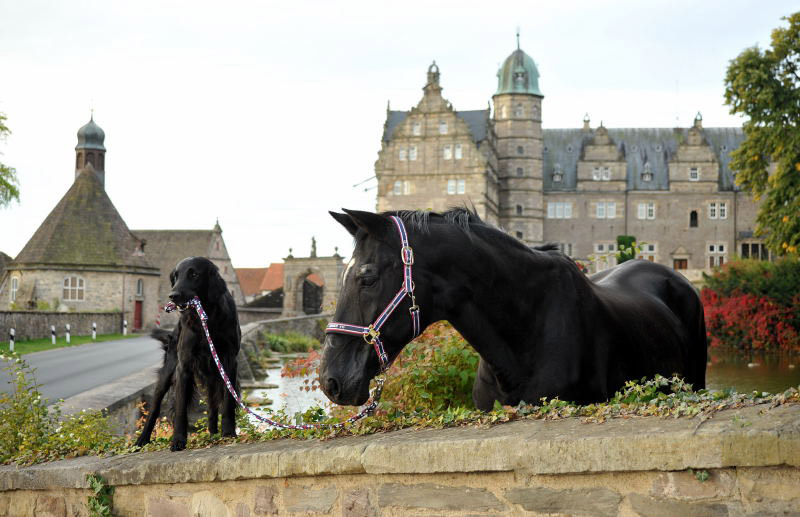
[[375, 44, 768, 279]]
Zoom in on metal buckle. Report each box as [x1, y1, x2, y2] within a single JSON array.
[[363, 325, 380, 344], [401, 245, 414, 265]]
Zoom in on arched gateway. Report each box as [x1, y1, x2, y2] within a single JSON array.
[[281, 250, 344, 317]]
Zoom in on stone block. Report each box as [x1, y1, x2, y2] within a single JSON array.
[[650, 470, 735, 500], [254, 486, 277, 515], [505, 486, 620, 517], [191, 491, 228, 517], [147, 497, 191, 517], [737, 466, 800, 503], [284, 486, 338, 514], [342, 489, 372, 517], [378, 483, 505, 512], [234, 502, 250, 517], [628, 493, 729, 517], [34, 495, 66, 517]]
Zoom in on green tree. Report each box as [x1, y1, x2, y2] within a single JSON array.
[[0, 112, 20, 207], [724, 13, 800, 255]]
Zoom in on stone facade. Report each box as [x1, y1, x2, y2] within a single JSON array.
[[376, 50, 767, 278], [281, 255, 344, 317], [0, 310, 122, 341]]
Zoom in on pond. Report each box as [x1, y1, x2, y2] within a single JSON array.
[[706, 348, 800, 394]]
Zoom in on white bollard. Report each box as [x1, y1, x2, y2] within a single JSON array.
[[65, 324, 71, 344], [51, 325, 56, 345], [123, 320, 128, 336], [92, 322, 97, 341], [8, 328, 14, 353]]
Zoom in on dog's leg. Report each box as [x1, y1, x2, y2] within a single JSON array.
[[221, 356, 238, 437], [207, 386, 220, 436], [135, 367, 174, 447], [172, 354, 195, 452]]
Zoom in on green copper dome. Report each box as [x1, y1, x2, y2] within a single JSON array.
[[75, 116, 106, 151], [496, 48, 542, 97]]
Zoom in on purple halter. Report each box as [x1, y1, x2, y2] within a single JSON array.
[[325, 215, 421, 373]]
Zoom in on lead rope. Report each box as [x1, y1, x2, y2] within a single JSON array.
[[164, 297, 383, 430]]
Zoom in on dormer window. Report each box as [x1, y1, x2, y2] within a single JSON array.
[[689, 167, 699, 181], [412, 122, 421, 136], [552, 164, 563, 183], [641, 162, 653, 182], [439, 121, 448, 135], [514, 71, 525, 84]]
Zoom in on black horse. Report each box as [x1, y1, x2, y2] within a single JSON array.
[[319, 208, 707, 411]]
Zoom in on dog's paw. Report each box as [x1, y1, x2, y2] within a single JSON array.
[[221, 428, 237, 438], [170, 437, 187, 452], [134, 435, 151, 448]]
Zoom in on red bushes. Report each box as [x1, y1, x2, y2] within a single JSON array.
[[701, 288, 800, 352]]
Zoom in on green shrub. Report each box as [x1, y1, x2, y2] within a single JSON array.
[[261, 331, 320, 353]]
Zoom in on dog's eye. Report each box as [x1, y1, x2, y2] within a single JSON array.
[[189, 271, 198, 279]]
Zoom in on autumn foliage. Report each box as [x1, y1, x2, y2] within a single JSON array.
[[701, 257, 800, 353]]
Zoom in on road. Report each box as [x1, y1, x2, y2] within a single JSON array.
[[1, 335, 164, 402]]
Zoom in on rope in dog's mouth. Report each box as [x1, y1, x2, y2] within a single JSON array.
[[164, 296, 384, 431]]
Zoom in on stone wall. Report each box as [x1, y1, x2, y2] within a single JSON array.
[[0, 311, 122, 341], [236, 308, 282, 326], [241, 313, 331, 345], [0, 403, 798, 516]]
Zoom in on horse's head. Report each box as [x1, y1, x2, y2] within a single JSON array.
[[319, 209, 428, 406]]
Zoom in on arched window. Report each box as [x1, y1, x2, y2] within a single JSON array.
[[690, 210, 698, 228], [514, 103, 524, 117], [10, 277, 18, 302], [76, 152, 82, 169], [86, 152, 95, 167], [516, 205, 523, 215], [216, 239, 221, 251], [136, 279, 144, 296], [63, 276, 85, 301], [98, 154, 104, 170]]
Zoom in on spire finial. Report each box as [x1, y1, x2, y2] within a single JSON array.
[[90, 108, 94, 121], [516, 27, 520, 49]]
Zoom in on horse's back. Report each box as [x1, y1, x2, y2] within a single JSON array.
[[591, 260, 707, 390]]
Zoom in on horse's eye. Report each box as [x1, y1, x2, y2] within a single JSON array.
[[361, 276, 377, 287]]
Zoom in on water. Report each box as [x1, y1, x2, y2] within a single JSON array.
[[245, 357, 330, 425], [706, 348, 800, 394]]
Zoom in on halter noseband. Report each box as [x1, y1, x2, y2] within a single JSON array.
[[325, 215, 421, 373]]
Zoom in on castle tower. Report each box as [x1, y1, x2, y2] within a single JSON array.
[[75, 115, 106, 187], [492, 37, 544, 244]]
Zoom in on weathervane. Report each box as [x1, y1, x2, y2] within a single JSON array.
[[516, 27, 520, 49]]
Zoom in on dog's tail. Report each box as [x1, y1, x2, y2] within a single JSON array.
[[150, 328, 175, 351]]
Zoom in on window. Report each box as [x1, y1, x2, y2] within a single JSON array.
[[596, 201, 616, 219], [447, 179, 464, 195], [708, 202, 728, 220], [593, 167, 611, 181], [602, 167, 611, 180], [63, 276, 85, 301], [516, 167, 524, 177], [637, 202, 656, 220], [690, 210, 698, 228], [398, 148, 407, 161], [412, 122, 421, 136], [514, 103, 524, 117], [637, 243, 657, 262], [457, 179, 465, 194], [708, 242, 728, 268], [547, 202, 573, 219], [592, 167, 601, 181], [409, 146, 417, 160], [689, 167, 699, 181], [741, 242, 770, 261], [516, 231, 524, 239], [443, 145, 452, 160], [454, 144, 462, 160], [594, 242, 617, 272], [641, 162, 653, 182], [439, 121, 448, 135], [517, 146, 524, 155], [215, 239, 220, 251], [516, 204, 523, 215], [10, 277, 18, 302], [136, 279, 143, 296], [558, 242, 574, 256], [673, 259, 688, 270], [393, 181, 411, 195]]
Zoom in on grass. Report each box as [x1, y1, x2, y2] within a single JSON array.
[[0, 333, 137, 355]]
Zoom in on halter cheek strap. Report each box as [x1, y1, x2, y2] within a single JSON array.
[[325, 215, 421, 373]]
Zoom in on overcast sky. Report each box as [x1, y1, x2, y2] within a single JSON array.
[[0, 1, 794, 267]]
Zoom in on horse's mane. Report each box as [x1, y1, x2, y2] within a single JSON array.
[[389, 207, 554, 255]]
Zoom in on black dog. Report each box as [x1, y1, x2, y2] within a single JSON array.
[[135, 256, 241, 451]]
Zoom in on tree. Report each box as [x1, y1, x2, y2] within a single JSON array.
[[0, 112, 20, 208], [725, 13, 800, 256]]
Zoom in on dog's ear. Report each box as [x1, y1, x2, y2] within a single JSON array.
[[205, 262, 228, 302], [169, 269, 177, 287]]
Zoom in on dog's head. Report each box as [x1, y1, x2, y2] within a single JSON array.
[[168, 257, 228, 310]]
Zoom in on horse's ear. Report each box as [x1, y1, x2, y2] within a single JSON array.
[[341, 209, 389, 237], [329, 211, 359, 236]]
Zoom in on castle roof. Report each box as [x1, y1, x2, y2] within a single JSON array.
[[14, 167, 155, 270], [495, 47, 542, 97], [75, 116, 106, 152], [382, 109, 490, 143], [542, 127, 745, 192]]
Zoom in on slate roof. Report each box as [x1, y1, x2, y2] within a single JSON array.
[[14, 167, 156, 270], [132, 229, 219, 279], [382, 110, 490, 143], [542, 127, 745, 192]]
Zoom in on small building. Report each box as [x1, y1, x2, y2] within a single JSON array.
[[0, 118, 161, 329]]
